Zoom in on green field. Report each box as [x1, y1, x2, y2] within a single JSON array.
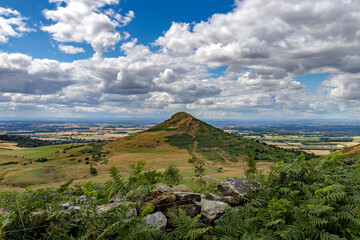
[[242, 134, 360, 155], [0, 144, 69, 158]]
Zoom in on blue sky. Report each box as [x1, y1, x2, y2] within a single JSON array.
[[0, 0, 359, 119], [1, 0, 234, 61]]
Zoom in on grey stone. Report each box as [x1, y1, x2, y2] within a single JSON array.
[[143, 211, 167, 230], [217, 177, 260, 197], [201, 193, 239, 206], [109, 194, 120, 203], [69, 206, 81, 212], [0, 208, 11, 215], [173, 192, 201, 203], [197, 199, 230, 221], [61, 202, 73, 210], [126, 208, 137, 217], [79, 195, 89, 202], [96, 202, 119, 214], [344, 158, 355, 165], [217, 196, 239, 205], [150, 184, 193, 198], [30, 210, 47, 219], [171, 184, 193, 192], [201, 193, 216, 201]]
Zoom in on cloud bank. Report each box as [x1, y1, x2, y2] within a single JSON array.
[[1, 0, 360, 119]]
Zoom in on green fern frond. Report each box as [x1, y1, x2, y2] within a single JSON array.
[[168, 208, 210, 240]]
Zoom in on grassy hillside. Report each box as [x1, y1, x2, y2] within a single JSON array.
[[0, 112, 314, 190]]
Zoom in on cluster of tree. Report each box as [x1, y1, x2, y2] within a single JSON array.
[[319, 137, 354, 142], [0, 135, 55, 148]]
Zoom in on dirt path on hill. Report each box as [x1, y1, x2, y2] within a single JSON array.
[[192, 141, 222, 172]]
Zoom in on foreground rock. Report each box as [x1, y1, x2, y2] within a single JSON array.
[[201, 193, 239, 206], [148, 183, 200, 211], [344, 158, 355, 165], [96, 202, 119, 214], [197, 199, 229, 221], [165, 204, 201, 227], [217, 177, 260, 197], [167, 204, 201, 218], [29, 210, 47, 219], [143, 211, 167, 230], [150, 183, 193, 196]]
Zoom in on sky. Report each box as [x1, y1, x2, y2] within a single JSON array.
[[0, 0, 360, 120]]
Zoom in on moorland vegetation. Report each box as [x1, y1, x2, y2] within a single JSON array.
[[1, 147, 360, 239]]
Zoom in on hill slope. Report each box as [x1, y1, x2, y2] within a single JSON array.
[[105, 112, 313, 163]]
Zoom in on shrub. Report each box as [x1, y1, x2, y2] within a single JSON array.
[[163, 164, 182, 185], [36, 158, 48, 163], [90, 166, 98, 175]]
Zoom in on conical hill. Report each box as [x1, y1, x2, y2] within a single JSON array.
[[104, 112, 312, 163]]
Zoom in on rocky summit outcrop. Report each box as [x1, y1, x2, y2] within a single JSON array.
[[142, 180, 260, 225], [27, 180, 260, 233]]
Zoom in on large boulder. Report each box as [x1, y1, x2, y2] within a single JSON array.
[[148, 192, 201, 211], [148, 183, 199, 211], [143, 211, 167, 230], [217, 178, 260, 197], [197, 199, 229, 221]]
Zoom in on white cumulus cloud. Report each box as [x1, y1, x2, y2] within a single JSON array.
[[42, 0, 134, 57], [58, 44, 85, 54], [0, 7, 34, 44]]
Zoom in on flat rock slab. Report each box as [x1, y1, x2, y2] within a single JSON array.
[[201, 193, 239, 206], [197, 199, 230, 221], [150, 183, 193, 198], [217, 177, 260, 197], [147, 192, 201, 211]]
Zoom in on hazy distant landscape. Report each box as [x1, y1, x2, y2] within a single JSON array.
[[2, 119, 360, 155], [1, 115, 358, 192]]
